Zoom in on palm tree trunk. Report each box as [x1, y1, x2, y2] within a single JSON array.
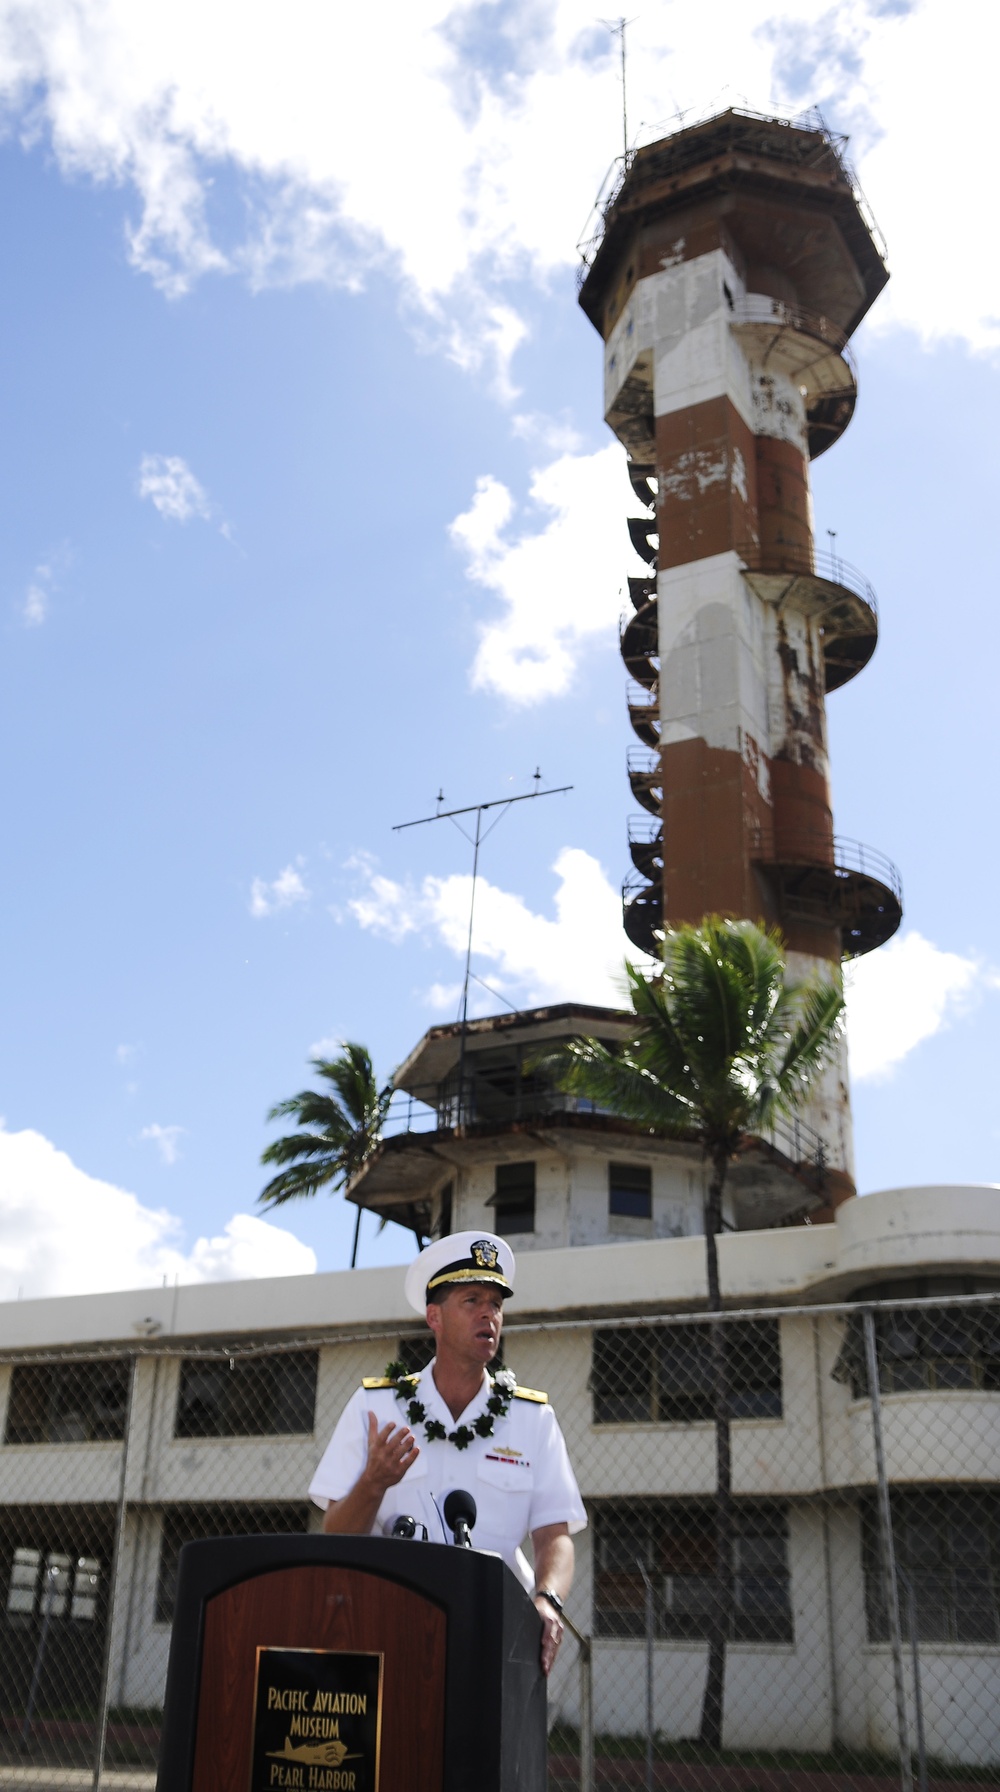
[[699, 1143, 733, 1751]]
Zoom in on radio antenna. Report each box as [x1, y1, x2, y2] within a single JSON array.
[[394, 776, 573, 1121], [600, 14, 637, 156]]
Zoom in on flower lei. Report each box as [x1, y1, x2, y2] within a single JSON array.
[[384, 1361, 517, 1451]]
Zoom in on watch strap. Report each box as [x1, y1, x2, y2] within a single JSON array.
[[536, 1586, 564, 1615]]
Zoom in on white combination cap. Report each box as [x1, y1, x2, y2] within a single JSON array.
[[403, 1230, 516, 1315]]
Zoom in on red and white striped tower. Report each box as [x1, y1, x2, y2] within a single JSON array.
[[579, 111, 902, 1206]]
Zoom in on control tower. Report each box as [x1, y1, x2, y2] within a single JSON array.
[[578, 109, 902, 1203]]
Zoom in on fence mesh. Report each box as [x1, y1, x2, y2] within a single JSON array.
[[0, 1295, 997, 1790]]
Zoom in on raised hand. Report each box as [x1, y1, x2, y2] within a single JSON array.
[[362, 1412, 420, 1493]]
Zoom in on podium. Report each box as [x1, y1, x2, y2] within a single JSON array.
[[155, 1534, 547, 1792]]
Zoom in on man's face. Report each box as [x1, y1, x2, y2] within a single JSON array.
[[426, 1282, 504, 1368]]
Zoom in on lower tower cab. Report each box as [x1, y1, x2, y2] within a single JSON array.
[[347, 1004, 839, 1248]]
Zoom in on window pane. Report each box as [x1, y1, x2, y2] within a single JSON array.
[[6, 1548, 40, 1615], [594, 1499, 791, 1644], [865, 1489, 1000, 1645], [175, 1353, 317, 1439], [491, 1162, 535, 1235], [4, 1361, 128, 1445], [609, 1163, 652, 1219], [593, 1321, 782, 1424]]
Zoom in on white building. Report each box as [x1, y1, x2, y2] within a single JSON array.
[[1, 1034, 998, 1772]]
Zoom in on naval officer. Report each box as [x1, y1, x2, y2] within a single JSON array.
[[309, 1230, 586, 1674]]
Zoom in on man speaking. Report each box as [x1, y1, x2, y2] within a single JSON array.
[[309, 1231, 586, 1674]]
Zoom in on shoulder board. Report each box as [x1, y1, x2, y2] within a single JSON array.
[[513, 1385, 548, 1404], [362, 1377, 395, 1390]]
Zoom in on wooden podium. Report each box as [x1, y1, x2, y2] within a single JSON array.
[[155, 1534, 547, 1792]]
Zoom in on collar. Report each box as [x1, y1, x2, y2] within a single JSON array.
[[417, 1359, 494, 1431]]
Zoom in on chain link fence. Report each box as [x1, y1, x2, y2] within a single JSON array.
[[0, 1292, 997, 1790]]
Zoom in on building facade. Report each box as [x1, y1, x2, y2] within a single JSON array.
[[1, 1184, 998, 1769]]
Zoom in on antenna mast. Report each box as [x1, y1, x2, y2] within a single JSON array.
[[394, 776, 573, 1122], [602, 14, 635, 157]]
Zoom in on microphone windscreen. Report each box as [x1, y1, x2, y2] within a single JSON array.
[[443, 1488, 477, 1531]]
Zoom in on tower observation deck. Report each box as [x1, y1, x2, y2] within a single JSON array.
[[580, 108, 903, 1203]]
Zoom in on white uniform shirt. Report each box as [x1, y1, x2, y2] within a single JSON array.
[[309, 1362, 587, 1593]]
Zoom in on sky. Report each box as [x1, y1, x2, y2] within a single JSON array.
[[0, 0, 996, 1302]]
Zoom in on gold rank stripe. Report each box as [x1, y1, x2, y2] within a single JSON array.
[[362, 1377, 394, 1389]]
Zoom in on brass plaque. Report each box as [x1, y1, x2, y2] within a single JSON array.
[[250, 1646, 383, 1792]]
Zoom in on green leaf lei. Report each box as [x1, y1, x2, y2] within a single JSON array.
[[384, 1361, 516, 1451]]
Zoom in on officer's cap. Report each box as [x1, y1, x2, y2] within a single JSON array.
[[404, 1230, 515, 1315]]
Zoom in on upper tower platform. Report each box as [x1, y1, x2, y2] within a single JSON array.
[[579, 107, 888, 344]]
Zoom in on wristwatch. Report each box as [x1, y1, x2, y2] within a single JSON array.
[[536, 1587, 565, 1615]]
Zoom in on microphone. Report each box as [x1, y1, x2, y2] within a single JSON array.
[[388, 1515, 428, 1540], [443, 1489, 477, 1549]]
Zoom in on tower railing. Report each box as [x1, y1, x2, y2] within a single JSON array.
[[736, 543, 878, 618], [730, 295, 858, 383], [576, 105, 887, 282]]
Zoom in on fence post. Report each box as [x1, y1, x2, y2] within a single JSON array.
[[636, 1559, 655, 1792], [562, 1610, 594, 1792], [578, 1633, 594, 1792], [863, 1309, 912, 1792], [92, 1354, 138, 1790], [902, 1573, 929, 1792]]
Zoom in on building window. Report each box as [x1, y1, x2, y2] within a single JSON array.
[[174, 1351, 318, 1439], [835, 1282, 1000, 1397], [5, 1548, 101, 1622], [593, 1321, 782, 1424], [594, 1500, 792, 1643], [155, 1504, 311, 1623], [489, 1162, 535, 1234], [609, 1163, 652, 1219], [4, 1361, 129, 1445], [437, 1182, 453, 1237], [864, 1489, 1000, 1646]]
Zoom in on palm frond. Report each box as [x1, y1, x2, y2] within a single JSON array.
[[258, 1041, 391, 1213], [544, 919, 843, 1166]]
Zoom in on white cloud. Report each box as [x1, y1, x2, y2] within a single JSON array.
[[350, 845, 625, 1006], [23, 581, 48, 625], [450, 443, 642, 702], [0, 1125, 316, 1301], [137, 452, 212, 523], [140, 1121, 184, 1165], [0, 0, 990, 366], [183, 1213, 316, 1283], [18, 551, 67, 626], [845, 930, 1000, 1082], [249, 863, 310, 918]]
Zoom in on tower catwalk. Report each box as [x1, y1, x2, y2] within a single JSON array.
[[579, 109, 902, 1205]]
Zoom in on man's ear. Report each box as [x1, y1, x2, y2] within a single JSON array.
[[425, 1302, 442, 1340]]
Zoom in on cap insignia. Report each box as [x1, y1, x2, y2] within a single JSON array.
[[471, 1239, 499, 1270]]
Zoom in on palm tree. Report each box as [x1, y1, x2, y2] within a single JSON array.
[[259, 1043, 396, 1266], [546, 917, 845, 1749]]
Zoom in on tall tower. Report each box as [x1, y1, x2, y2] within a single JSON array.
[[579, 110, 902, 1204]]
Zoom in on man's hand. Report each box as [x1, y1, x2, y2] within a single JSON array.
[[360, 1413, 420, 1495], [533, 1596, 564, 1676], [530, 1523, 574, 1676], [323, 1413, 420, 1535]]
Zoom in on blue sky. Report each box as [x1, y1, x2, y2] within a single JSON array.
[[0, 0, 995, 1300]]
